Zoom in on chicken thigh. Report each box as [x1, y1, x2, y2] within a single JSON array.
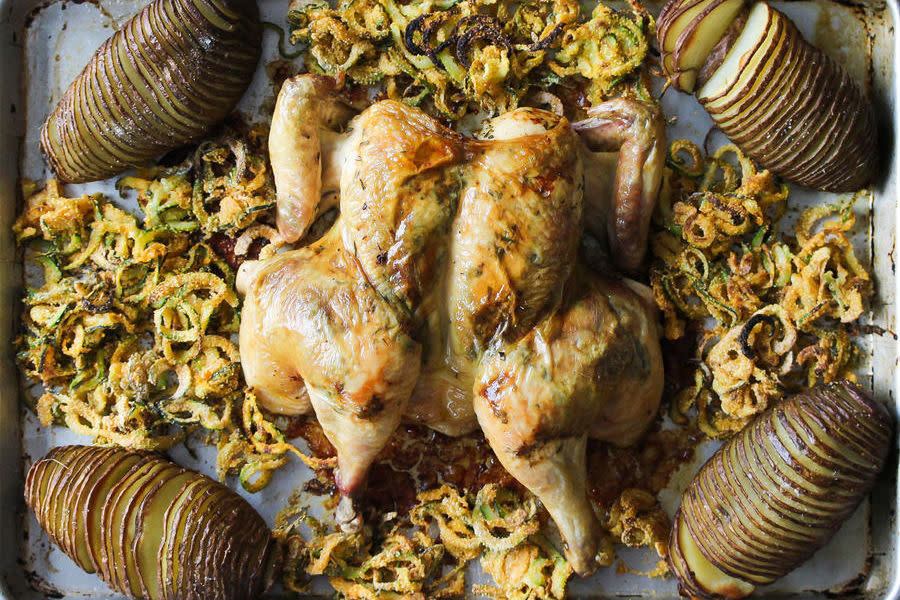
[[474, 271, 663, 574], [237, 232, 421, 496], [238, 74, 666, 574]]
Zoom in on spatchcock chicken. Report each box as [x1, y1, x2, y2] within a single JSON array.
[[237, 74, 666, 575]]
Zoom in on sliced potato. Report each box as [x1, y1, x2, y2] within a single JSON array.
[[134, 470, 193, 600], [41, 0, 261, 183], [696, 2, 772, 102], [658, 0, 879, 190], [668, 382, 892, 598], [104, 460, 168, 593], [122, 465, 183, 597], [672, 0, 747, 93], [24, 446, 280, 600], [64, 447, 119, 570], [181, 485, 229, 596], [174, 482, 226, 597], [714, 32, 808, 134], [658, 0, 747, 92], [704, 18, 790, 120], [706, 5, 877, 190], [669, 510, 756, 600], [46, 446, 94, 554], [84, 452, 150, 573], [695, 9, 746, 88], [160, 477, 209, 600]]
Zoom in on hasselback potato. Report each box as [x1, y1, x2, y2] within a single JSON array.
[[41, 0, 261, 183], [667, 381, 892, 600], [25, 445, 281, 600], [658, 0, 878, 191]]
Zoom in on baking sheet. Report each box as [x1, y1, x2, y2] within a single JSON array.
[[1, 0, 898, 597]]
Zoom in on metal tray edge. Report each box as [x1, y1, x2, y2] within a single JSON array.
[[0, 0, 897, 598]]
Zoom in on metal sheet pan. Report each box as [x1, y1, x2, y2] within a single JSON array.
[[0, 0, 897, 597]]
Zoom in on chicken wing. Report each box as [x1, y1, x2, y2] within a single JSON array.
[[574, 99, 666, 273], [269, 75, 356, 243]]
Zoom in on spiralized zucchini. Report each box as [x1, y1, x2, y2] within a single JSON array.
[[603, 488, 669, 578], [287, 0, 652, 117], [652, 140, 873, 438], [276, 484, 568, 599], [14, 127, 310, 490], [275, 482, 669, 599], [606, 488, 668, 557]]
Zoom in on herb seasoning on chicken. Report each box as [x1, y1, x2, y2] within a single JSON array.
[[238, 74, 666, 575]]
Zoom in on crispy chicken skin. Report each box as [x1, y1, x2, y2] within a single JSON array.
[[239, 74, 665, 574], [474, 271, 663, 574], [237, 231, 421, 495]]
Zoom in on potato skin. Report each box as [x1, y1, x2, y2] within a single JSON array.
[[24, 445, 281, 600], [656, 0, 748, 94], [40, 0, 260, 183], [668, 381, 892, 598], [695, 10, 747, 89]]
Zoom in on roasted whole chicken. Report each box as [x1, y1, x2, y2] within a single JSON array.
[[237, 74, 666, 575]]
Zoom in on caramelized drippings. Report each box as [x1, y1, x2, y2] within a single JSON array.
[[287, 415, 700, 517], [208, 232, 266, 271], [587, 422, 702, 516]]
